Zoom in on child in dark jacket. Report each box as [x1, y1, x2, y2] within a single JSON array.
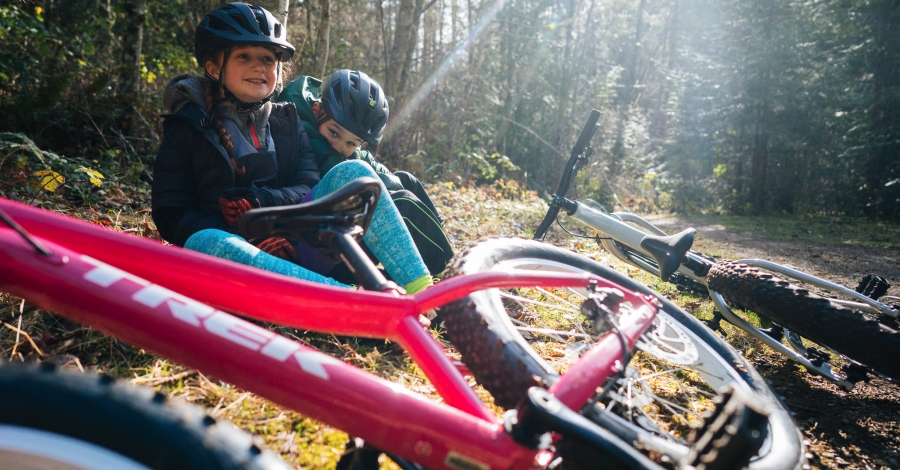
[[279, 71, 453, 277], [151, 3, 432, 294]]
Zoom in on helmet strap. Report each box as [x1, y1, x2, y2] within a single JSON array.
[[312, 101, 332, 125]]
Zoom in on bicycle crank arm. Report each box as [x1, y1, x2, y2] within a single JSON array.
[[710, 292, 856, 390], [736, 259, 897, 318], [506, 387, 667, 470]]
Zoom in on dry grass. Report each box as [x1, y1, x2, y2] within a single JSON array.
[[0, 178, 787, 469]]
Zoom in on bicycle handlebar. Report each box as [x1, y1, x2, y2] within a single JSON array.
[[571, 110, 601, 162], [534, 110, 601, 240]]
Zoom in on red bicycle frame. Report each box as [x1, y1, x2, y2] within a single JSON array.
[[0, 197, 658, 470]]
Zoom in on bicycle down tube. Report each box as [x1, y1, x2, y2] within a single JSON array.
[[0, 198, 659, 470]]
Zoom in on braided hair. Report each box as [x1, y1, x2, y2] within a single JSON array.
[[203, 72, 245, 177]]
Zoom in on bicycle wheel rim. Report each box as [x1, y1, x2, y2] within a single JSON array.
[[443, 238, 804, 470], [491, 258, 762, 451], [0, 425, 151, 470]]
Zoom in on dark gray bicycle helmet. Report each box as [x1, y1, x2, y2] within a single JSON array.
[[320, 70, 389, 147], [195, 3, 295, 115], [195, 3, 295, 64]]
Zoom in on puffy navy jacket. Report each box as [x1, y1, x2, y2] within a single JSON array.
[[152, 102, 320, 246]]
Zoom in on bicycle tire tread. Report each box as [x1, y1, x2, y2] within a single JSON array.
[[0, 363, 289, 470], [707, 260, 900, 380], [443, 243, 549, 409]]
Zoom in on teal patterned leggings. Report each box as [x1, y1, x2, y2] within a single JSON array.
[[185, 160, 430, 288]]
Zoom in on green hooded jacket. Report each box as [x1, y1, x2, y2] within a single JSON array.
[[278, 76, 403, 190]]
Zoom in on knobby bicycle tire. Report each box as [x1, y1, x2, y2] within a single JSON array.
[[441, 238, 805, 470], [0, 363, 290, 470], [708, 260, 900, 381]]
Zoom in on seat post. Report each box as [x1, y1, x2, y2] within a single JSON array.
[[325, 227, 400, 293]]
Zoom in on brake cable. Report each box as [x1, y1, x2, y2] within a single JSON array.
[[0, 207, 53, 256]]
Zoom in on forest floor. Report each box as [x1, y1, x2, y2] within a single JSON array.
[[2, 176, 899, 469], [646, 215, 900, 470]]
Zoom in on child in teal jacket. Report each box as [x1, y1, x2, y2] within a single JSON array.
[[279, 70, 453, 277]]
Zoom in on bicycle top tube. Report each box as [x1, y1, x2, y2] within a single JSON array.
[[0, 198, 641, 337]]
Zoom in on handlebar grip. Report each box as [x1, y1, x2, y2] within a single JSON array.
[[571, 110, 601, 157]]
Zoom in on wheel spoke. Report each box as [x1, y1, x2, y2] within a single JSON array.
[[495, 271, 722, 438], [499, 290, 581, 314]]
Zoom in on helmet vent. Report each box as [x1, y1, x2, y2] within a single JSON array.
[[368, 87, 377, 105], [209, 16, 240, 35], [232, 13, 255, 34], [331, 82, 344, 110], [252, 6, 271, 35], [274, 23, 282, 39]]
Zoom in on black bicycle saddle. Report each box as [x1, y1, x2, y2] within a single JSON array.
[[238, 177, 381, 249]]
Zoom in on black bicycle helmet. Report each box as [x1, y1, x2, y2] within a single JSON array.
[[195, 3, 295, 64], [320, 70, 389, 147]]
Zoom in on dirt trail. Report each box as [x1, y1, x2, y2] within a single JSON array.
[[648, 215, 900, 470], [646, 215, 900, 288]]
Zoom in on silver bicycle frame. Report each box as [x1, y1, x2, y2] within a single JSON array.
[[709, 292, 855, 390], [567, 203, 896, 390], [571, 207, 709, 286]]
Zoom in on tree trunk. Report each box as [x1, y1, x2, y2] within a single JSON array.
[[450, 0, 460, 44], [399, 0, 424, 103], [119, 0, 146, 98], [378, 0, 390, 77], [387, 0, 434, 105], [313, 0, 331, 77], [749, 101, 770, 211], [650, 0, 678, 139], [610, 0, 646, 172], [864, 0, 900, 219], [620, 0, 646, 108], [494, 17, 520, 155], [386, 0, 417, 97], [251, 0, 289, 25]]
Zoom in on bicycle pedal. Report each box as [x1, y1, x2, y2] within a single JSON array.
[[681, 387, 769, 470], [855, 274, 892, 301], [841, 362, 870, 384], [805, 347, 830, 367], [704, 311, 728, 337]]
